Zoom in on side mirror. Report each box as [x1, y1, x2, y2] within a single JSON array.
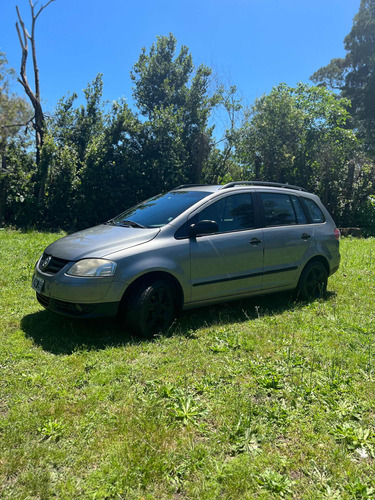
[[188, 220, 219, 238]]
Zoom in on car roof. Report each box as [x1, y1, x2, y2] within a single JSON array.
[[171, 184, 221, 193], [171, 181, 308, 194]]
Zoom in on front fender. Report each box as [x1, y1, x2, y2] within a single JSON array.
[[112, 239, 191, 303]]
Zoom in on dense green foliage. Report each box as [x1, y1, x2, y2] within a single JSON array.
[[235, 83, 374, 229], [2, 35, 222, 230], [1, 230, 375, 497], [1, 3, 375, 232], [0, 52, 32, 155], [0, 51, 33, 224], [311, 0, 375, 156]]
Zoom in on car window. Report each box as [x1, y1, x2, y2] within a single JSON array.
[[303, 198, 326, 223], [111, 190, 211, 228], [260, 193, 299, 226], [291, 195, 307, 224], [196, 193, 255, 233]]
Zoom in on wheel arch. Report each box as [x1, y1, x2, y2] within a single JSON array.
[[296, 256, 329, 300], [302, 255, 330, 276], [119, 271, 184, 314]]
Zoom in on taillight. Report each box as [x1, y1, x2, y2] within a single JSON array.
[[334, 228, 340, 240]]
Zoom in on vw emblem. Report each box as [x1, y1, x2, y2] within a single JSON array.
[[40, 255, 52, 271]]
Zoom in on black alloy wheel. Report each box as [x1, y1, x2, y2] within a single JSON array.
[[297, 261, 328, 300], [128, 279, 175, 337]]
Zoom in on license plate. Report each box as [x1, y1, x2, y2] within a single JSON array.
[[32, 275, 45, 293]]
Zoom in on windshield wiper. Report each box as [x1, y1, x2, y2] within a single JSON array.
[[115, 220, 146, 229], [104, 218, 116, 225]]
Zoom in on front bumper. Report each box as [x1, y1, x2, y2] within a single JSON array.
[[32, 261, 126, 318], [36, 292, 119, 318]]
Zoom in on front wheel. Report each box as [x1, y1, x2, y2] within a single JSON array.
[[126, 280, 175, 337], [297, 261, 328, 300]]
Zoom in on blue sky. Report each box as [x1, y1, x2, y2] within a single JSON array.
[[1, 0, 359, 118]]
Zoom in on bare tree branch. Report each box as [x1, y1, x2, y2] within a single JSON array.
[[15, 19, 25, 50], [0, 116, 35, 130], [16, 6, 36, 108], [34, 0, 56, 21], [15, 0, 55, 204]]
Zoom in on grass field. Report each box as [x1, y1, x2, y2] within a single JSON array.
[[0, 229, 374, 499]]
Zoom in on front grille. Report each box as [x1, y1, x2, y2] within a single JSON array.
[[54, 299, 94, 316], [36, 293, 50, 308], [55, 299, 77, 314], [36, 292, 94, 316], [55, 299, 94, 316], [39, 253, 70, 274]]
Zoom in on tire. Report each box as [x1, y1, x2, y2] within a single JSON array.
[[297, 261, 328, 300], [127, 280, 175, 337]]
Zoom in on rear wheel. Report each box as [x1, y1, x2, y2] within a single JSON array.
[[126, 279, 175, 337], [297, 261, 328, 300]]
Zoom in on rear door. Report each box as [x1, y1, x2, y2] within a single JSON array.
[[258, 192, 313, 291]]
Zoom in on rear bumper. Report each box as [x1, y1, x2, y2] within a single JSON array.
[[36, 292, 119, 319]]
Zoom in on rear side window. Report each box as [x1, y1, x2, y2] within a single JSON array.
[[260, 193, 306, 226], [303, 198, 326, 223]]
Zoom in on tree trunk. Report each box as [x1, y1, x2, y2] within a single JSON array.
[[0, 151, 8, 224], [15, 0, 54, 206]]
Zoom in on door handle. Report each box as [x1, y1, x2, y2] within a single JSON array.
[[250, 238, 262, 246], [301, 233, 311, 240]]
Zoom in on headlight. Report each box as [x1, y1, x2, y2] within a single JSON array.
[[66, 259, 117, 277]]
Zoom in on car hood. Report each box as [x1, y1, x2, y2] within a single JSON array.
[[44, 224, 160, 261]]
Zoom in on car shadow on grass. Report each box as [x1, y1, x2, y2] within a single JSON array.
[[21, 311, 136, 355], [21, 291, 336, 354], [169, 290, 337, 337]]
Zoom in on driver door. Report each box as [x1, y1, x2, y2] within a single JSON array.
[[189, 193, 264, 303]]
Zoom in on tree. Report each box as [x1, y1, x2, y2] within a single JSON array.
[[0, 52, 32, 155], [236, 83, 368, 224], [44, 74, 143, 229], [75, 98, 141, 228], [131, 34, 194, 117], [311, 0, 375, 154], [0, 51, 32, 223], [202, 85, 244, 183], [44, 75, 108, 228], [131, 34, 217, 184], [15, 0, 55, 203], [237, 84, 307, 184]]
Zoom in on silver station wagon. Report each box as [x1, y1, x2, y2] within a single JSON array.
[[32, 182, 340, 336]]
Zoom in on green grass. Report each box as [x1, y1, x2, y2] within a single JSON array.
[[0, 229, 374, 499]]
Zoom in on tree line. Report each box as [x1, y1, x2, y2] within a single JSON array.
[[1, 0, 375, 233]]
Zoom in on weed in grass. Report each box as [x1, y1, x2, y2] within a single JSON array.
[[166, 445, 210, 494], [141, 379, 208, 427], [320, 484, 342, 499], [38, 418, 65, 442], [257, 467, 294, 497], [344, 478, 375, 498], [193, 374, 221, 395], [209, 327, 242, 353], [230, 413, 263, 455], [332, 422, 375, 457], [305, 458, 332, 487], [258, 367, 284, 390], [333, 400, 362, 421], [170, 394, 207, 426]]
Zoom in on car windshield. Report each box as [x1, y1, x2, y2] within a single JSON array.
[[110, 190, 211, 228]]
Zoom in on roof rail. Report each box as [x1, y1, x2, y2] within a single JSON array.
[[173, 184, 214, 190], [220, 181, 307, 192]]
